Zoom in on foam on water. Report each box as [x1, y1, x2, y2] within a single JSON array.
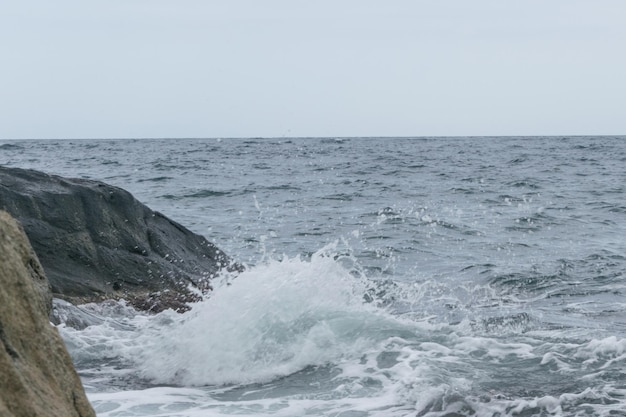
[[58, 246, 626, 416], [132, 244, 398, 386]]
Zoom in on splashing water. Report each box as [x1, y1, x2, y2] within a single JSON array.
[[134, 245, 388, 386], [58, 245, 626, 417]]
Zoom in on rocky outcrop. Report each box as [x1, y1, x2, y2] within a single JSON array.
[[0, 210, 95, 417], [0, 166, 241, 312]]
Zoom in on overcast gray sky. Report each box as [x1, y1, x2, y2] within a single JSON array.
[[1, 1, 625, 139]]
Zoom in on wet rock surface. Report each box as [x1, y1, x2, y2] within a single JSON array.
[[0, 166, 240, 312]]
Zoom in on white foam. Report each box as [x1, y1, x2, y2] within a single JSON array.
[[56, 246, 626, 417], [127, 245, 398, 386]]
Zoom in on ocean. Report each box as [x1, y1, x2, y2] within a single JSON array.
[[1, 136, 625, 416]]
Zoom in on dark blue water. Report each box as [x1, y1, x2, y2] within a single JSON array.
[[2, 137, 626, 416]]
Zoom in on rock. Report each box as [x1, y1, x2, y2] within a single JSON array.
[[0, 210, 95, 417], [0, 166, 241, 313]]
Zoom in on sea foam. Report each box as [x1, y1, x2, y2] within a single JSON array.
[[58, 246, 626, 416], [129, 244, 401, 386]]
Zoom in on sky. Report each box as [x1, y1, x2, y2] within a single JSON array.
[[1, 1, 625, 139]]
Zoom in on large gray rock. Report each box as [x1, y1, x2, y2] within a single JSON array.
[[0, 166, 240, 312], [0, 210, 95, 417]]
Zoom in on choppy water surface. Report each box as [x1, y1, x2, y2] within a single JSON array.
[[2, 137, 626, 416]]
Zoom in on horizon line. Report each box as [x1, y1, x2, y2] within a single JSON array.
[[2, 134, 625, 141]]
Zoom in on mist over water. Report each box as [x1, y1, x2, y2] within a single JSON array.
[[2, 137, 626, 416]]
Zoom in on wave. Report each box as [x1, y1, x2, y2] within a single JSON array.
[[132, 246, 401, 386], [0, 143, 24, 150], [57, 244, 626, 416]]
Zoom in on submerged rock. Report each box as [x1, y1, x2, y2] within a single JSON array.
[[0, 210, 95, 417], [0, 166, 241, 312]]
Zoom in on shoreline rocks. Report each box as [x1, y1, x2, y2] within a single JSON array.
[[0, 166, 241, 313], [0, 210, 95, 417]]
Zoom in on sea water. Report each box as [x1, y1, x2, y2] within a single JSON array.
[[1, 137, 626, 416]]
